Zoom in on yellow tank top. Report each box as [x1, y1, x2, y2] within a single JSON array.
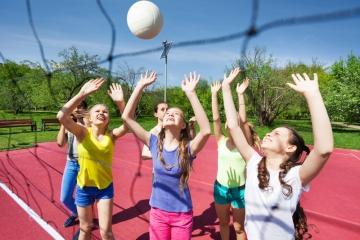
[[216, 137, 246, 188], [77, 128, 114, 189]]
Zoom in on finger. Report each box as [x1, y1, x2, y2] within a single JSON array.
[[313, 73, 318, 83], [303, 73, 311, 81], [291, 74, 299, 84], [296, 73, 304, 82], [286, 83, 298, 91]]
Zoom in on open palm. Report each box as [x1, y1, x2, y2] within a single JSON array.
[[182, 72, 200, 93], [222, 67, 241, 86], [236, 78, 250, 94], [211, 81, 221, 94], [139, 71, 157, 87], [108, 83, 124, 102], [287, 73, 319, 94], [80, 78, 105, 96]]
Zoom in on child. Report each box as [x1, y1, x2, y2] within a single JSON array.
[[141, 101, 168, 159], [57, 79, 127, 240], [222, 68, 333, 240], [122, 71, 211, 240], [211, 78, 258, 240], [57, 100, 88, 227]]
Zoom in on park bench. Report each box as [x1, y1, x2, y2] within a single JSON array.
[[0, 119, 37, 131], [41, 118, 60, 131]]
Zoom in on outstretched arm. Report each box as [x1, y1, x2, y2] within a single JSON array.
[[57, 78, 105, 141], [210, 81, 223, 142], [57, 125, 67, 147], [288, 73, 333, 186], [108, 83, 127, 140], [183, 72, 211, 156], [188, 116, 197, 140], [222, 68, 255, 161], [122, 71, 157, 146], [236, 78, 254, 146]]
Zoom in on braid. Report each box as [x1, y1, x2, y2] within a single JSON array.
[[178, 123, 191, 190], [157, 128, 166, 168], [257, 157, 270, 190], [293, 203, 312, 240]]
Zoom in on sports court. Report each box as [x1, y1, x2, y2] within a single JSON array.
[[1, 134, 359, 239]]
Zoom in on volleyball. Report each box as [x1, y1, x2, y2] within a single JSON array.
[[127, 0, 163, 40]]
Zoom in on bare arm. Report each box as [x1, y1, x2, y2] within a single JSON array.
[[56, 125, 67, 147], [188, 116, 197, 140], [122, 71, 157, 146], [108, 83, 127, 140], [57, 78, 105, 141], [210, 81, 223, 142], [236, 78, 254, 146], [183, 72, 211, 156], [222, 68, 255, 161], [288, 73, 333, 186]]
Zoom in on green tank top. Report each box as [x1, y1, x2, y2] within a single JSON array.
[[216, 137, 246, 187]]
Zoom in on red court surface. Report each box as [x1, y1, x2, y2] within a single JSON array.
[[1, 134, 359, 239]]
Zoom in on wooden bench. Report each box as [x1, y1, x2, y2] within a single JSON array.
[[41, 118, 60, 131], [0, 119, 37, 131]]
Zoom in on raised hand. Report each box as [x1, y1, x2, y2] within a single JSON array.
[[108, 83, 124, 102], [182, 71, 200, 94], [79, 78, 105, 96], [138, 71, 157, 88], [222, 67, 241, 86], [287, 73, 319, 95], [236, 78, 250, 95], [211, 81, 221, 94]]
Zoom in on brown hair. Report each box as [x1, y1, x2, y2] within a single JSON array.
[[153, 101, 167, 113], [156, 111, 191, 191], [248, 122, 261, 149], [257, 126, 311, 239]]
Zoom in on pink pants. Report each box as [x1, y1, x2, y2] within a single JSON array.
[[149, 207, 193, 240]]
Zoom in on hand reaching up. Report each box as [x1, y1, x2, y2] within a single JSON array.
[[287, 73, 319, 96], [182, 72, 200, 94], [222, 67, 241, 87], [236, 78, 250, 95], [138, 71, 157, 88], [211, 81, 221, 94], [108, 83, 124, 102], [79, 78, 105, 96]]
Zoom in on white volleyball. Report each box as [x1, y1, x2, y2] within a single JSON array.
[[127, 1, 163, 39]]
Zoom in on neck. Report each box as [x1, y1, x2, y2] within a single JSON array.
[[92, 125, 106, 136], [164, 127, 181, 147], [264, 151, 287, 170]]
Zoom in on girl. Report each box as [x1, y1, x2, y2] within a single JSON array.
[[211, 78, 258, 240], [57, 79, 127, 240], [122, 71, 211, 240], [57, 100, 88, 228], [222, 68, 333, 240]]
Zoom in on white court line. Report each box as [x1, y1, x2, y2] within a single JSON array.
[[0, 182, 64, 240]]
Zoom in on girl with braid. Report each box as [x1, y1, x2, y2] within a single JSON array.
[[211, 78, 259, 240], [122, 71, 211, 240], [222, 68, 333, 240]]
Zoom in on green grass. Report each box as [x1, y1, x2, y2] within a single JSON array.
[[1, 111, 359, 150]]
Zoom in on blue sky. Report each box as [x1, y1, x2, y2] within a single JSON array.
[[1, 0, 359, 86]]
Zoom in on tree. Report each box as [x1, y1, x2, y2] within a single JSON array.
[[325, 54, 360, 123], [236, 48, 298, 126]]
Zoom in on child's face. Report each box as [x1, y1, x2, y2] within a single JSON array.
[[154, 103, 168, 121], [162, 108, 185, 129], [89, 104, 109, 127], [261, 127, 292, 154]]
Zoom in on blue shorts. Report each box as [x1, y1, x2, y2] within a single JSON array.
[[213, 180, 245, 209], [75, 183, 114, 207]]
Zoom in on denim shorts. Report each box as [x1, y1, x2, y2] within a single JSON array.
[[75, 182, 114, 207], [213, 180, 245, 209]]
